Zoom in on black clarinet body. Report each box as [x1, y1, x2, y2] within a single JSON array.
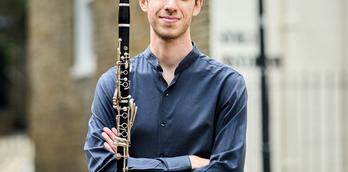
[[113, 0, 137, 171]]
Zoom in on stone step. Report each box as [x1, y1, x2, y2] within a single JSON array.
[[0, 134, 34, 172]]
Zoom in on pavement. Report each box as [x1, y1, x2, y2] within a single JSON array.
[[0, 134, 34, 172]]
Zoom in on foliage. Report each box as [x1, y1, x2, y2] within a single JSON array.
[[0, 0, 27, 64]]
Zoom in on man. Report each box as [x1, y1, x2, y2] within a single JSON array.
[[84, 0, 247, 171]]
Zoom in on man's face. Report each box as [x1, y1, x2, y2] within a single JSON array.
[[139, 0, 203, 40]]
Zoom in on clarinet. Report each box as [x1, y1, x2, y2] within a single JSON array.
[[113, 0, 137, 171]]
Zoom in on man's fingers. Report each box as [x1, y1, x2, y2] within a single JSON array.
[[103, 127, 117, 139], [102, 127, 123, 154], [104, 142, 115, 154], [101, 132, 117, 152], [111, 128, 118, 135]]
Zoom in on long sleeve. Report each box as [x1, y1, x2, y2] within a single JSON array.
[[193, 74, 248, 172], [128, 156, 191, 171], [84, 71, 118, 172], [84, 70, 192, 172]]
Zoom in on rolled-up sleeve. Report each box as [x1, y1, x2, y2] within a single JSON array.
[[194, 74, 248, 172]]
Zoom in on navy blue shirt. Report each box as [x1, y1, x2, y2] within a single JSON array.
[[84, 45, 248, 172]]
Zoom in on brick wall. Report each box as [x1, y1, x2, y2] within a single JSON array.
[[28, 0, 86, 171], [191, 0, 210, 56]]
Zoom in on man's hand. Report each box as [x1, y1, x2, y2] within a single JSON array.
[[189, 155, 209, 169], [101, 127, 118, 154]]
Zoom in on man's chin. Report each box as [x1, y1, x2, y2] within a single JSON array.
[[160, 34, 179, 40], [155, 31, 183, 40]]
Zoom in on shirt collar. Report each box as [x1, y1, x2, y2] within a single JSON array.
[[144, 43, 201, 74]]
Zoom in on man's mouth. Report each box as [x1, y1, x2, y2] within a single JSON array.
[[159, 16, 180, 23]]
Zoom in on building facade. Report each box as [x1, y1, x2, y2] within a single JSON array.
[[210, 0, 348, 171]]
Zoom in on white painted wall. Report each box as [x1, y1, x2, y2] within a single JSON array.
[[210, 0, 347, 171], [344, 0, 348, 69], [210, 1, 262, 172], [282, 0, 344, 71]]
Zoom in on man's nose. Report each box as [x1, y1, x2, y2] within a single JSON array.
[[164, 0, 178, 14]]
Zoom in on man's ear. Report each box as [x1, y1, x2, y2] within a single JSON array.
[[139, 0, 148, 12], [193, 0, 203, 16]]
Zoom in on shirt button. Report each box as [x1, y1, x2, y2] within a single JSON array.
[[160, 121, 167, 127]]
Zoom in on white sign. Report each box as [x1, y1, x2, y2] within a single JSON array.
[[210, 0, 258, 67]]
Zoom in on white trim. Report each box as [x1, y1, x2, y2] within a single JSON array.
[[119, 24, 130, 27], [119, 3, 130, 7], [71, 0, 96, 79]]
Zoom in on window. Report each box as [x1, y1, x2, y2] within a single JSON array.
[[71, 0, 96, 79]]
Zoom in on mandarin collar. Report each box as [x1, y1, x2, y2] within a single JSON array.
[[144, 43, 201, 74]]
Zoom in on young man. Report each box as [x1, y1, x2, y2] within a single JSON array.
[[84, 0, 247, 171]]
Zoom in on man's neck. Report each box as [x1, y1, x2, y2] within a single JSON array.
[[149, 30, 193, 70]]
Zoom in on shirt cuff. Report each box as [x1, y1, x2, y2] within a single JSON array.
[[127, 155, 191, 171], [128, 157, 164, 170], [158, 155, 192, 171]]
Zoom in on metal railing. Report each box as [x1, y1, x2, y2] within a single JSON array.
[[245, 69, 348, 172]]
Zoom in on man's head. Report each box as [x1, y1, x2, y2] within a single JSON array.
[[139, 0, 204, 40]]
